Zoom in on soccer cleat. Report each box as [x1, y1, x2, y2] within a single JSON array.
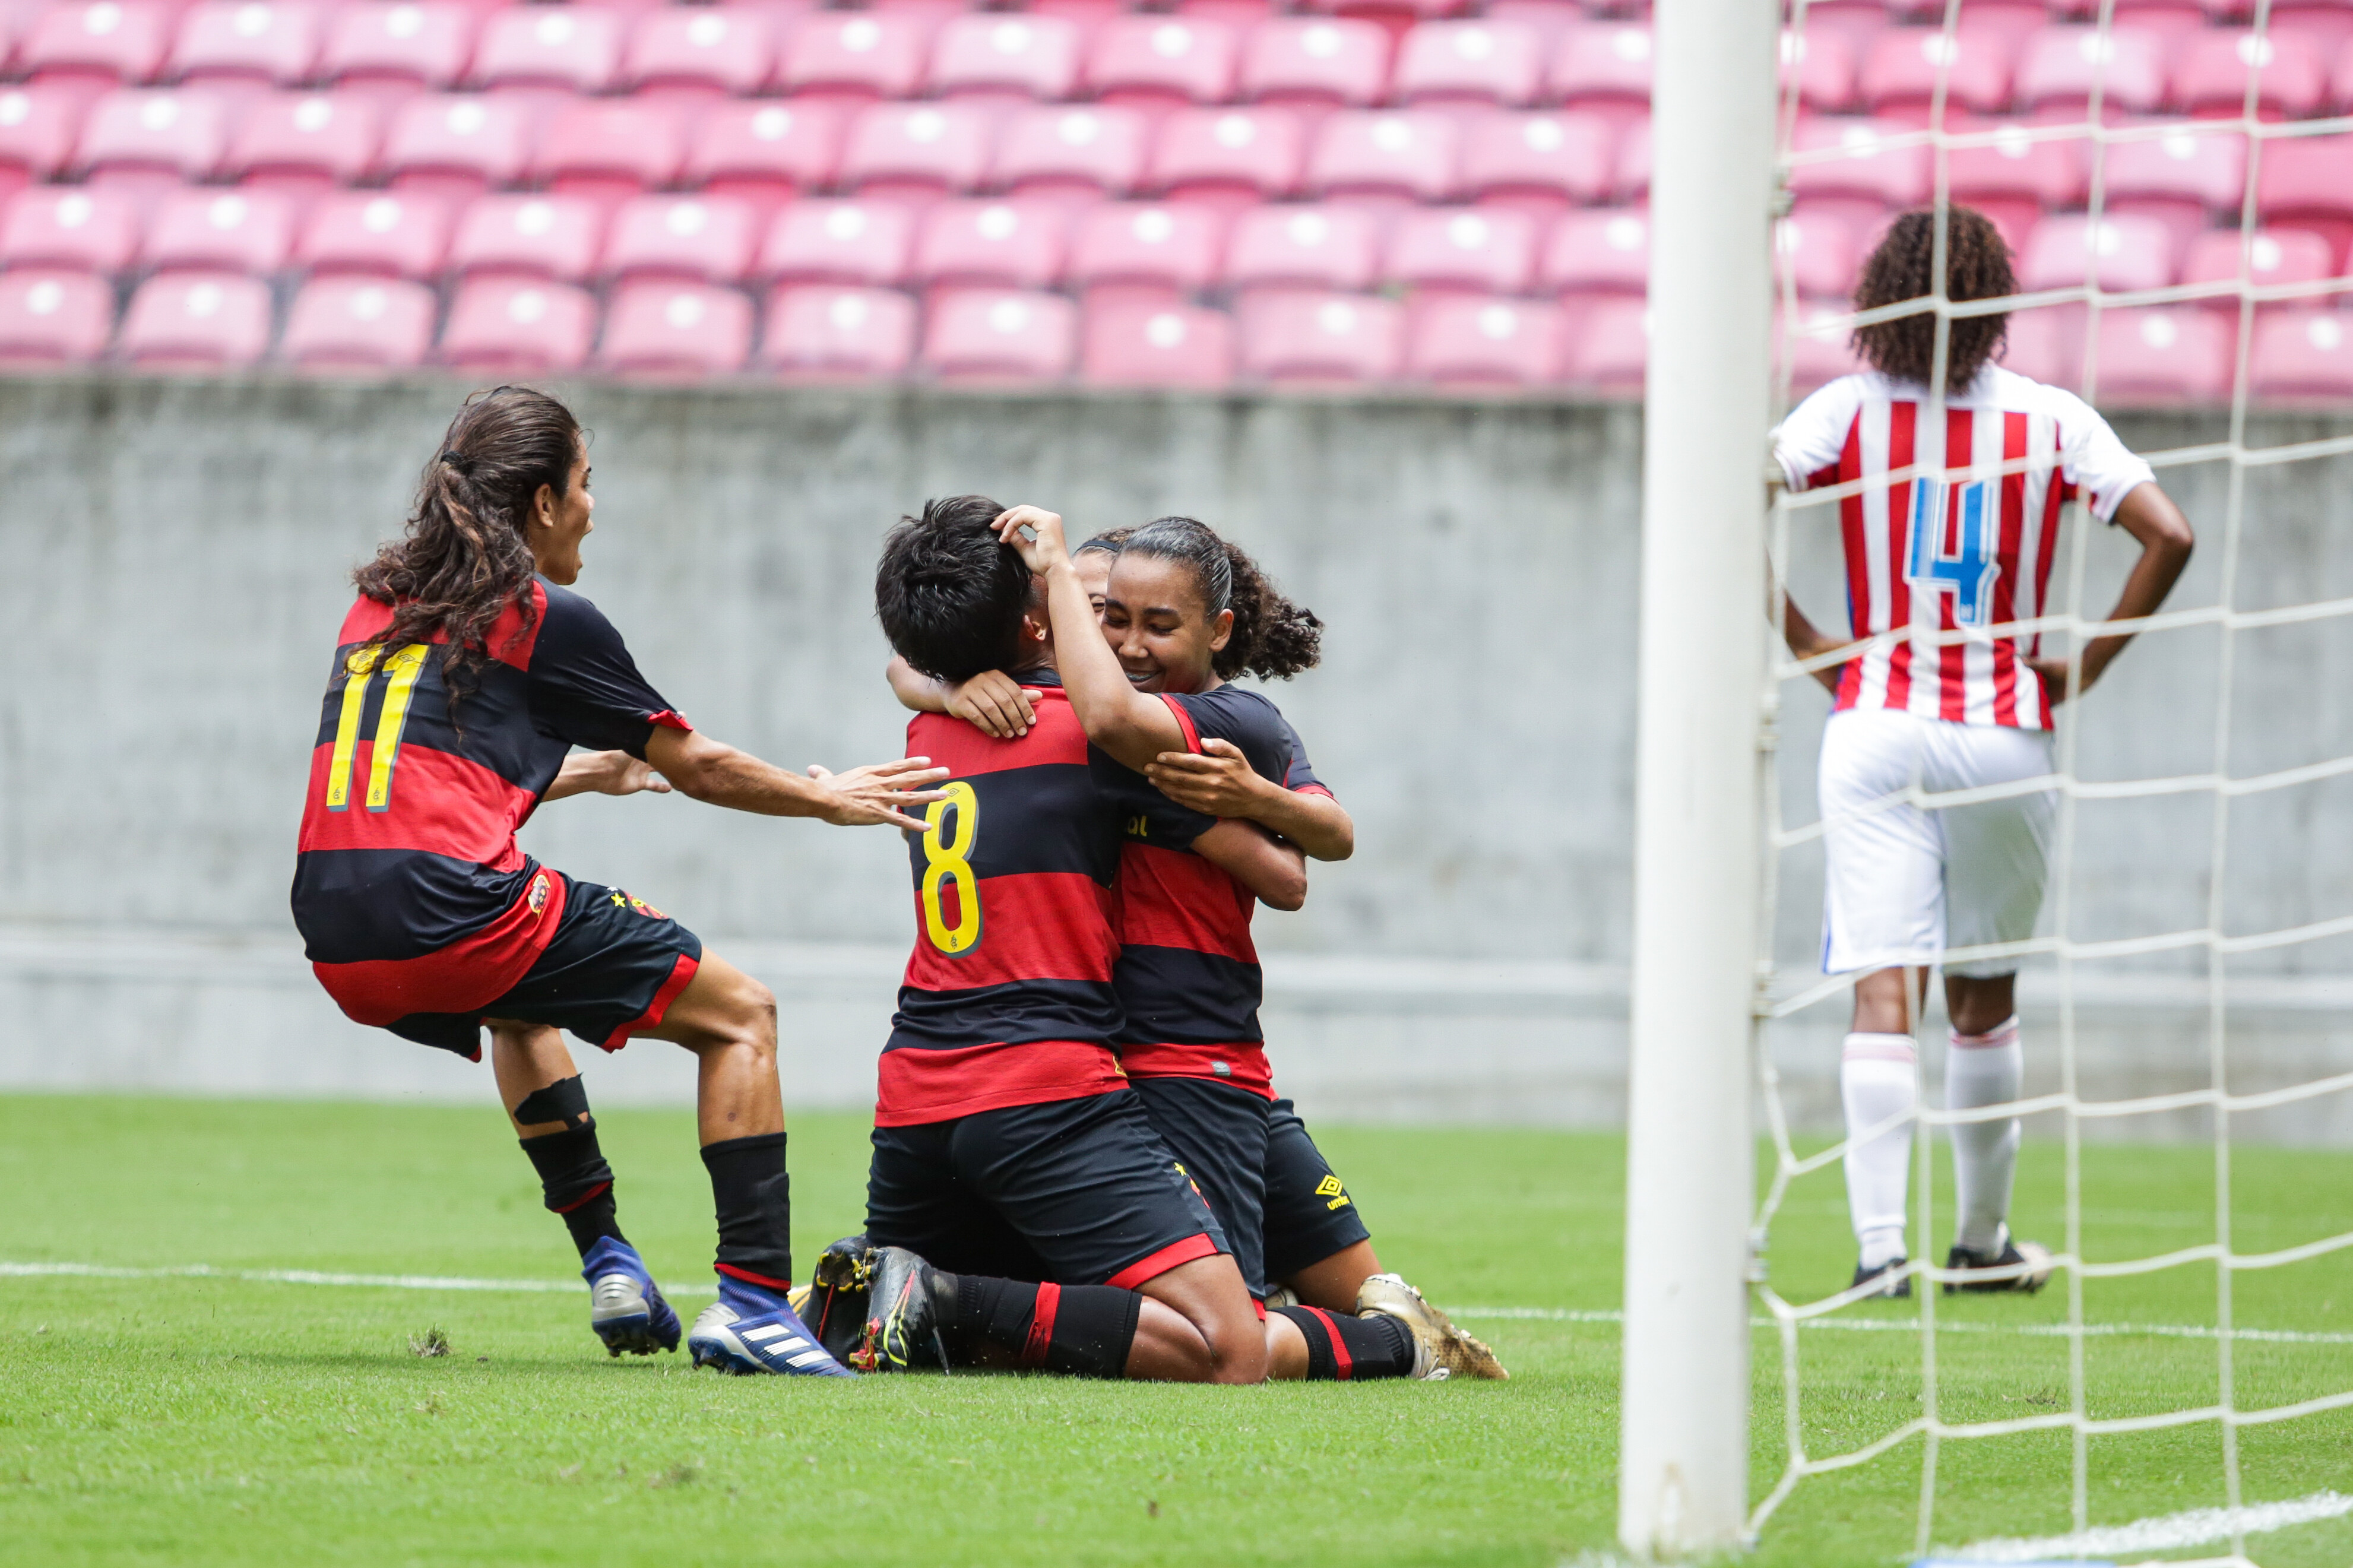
[[1263, 1285, 1300, 1311], [686, 1297, 855, 1377], [1943, 1229, 2054, 1294], [802, 1234, 876, 1366], [1355, 1272, 1509, 1381], [579, 1237, 681, 1357], [851, 1245, 954, 1373], [1850, 1256, 1912, 1300]]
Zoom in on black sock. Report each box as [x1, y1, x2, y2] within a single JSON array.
[[518, 1123, 624, 1258], [701, 1131, 792, 1290], [940, 1273, 1142, 1378], [1275, 1306, 1417, 1380]]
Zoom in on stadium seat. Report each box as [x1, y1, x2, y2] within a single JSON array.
[[0, 268, 113, 364], [142, 185, 293, 274], [470, 5, 624, 97], [1079, 297, 1235, 387], [2255, 133, 2353, 270], [1548, 21, 1652, 122], [1784, 117, 1932, 227], [598, 279, 754, 378], [602, 194, 759, 285], [781, 11, 931, 105], [227, 90, 385, 205], [838, 102, 996, 203], [1945, 119, 2085, 247], [2102, 123, 2247, 251], [2086, 305, 2232, 403], [910, 198, 1070, 292], [295, 189, 451, 278], [1781, 300, 1864, 392], [1386, 205, 1538, 294], [532, 99, 688, 215], [1392, 21, 1543, 107], [2017, 212, 2179, 294], [117, 271, 271, 368], [447, 194, 604, 284], [624, 6, 778, 101], [439, 275, 596, 373], [380, 92, 531, 204], [685, 100, 845, 218], [1614, 112, 1649, 203], [1559, 293, 1646, 390], [0, 184, 141, 273], [1240, 18, 1392, 109], [1775, 212, 1856, 299], [1404, 293, 1562, 384], [1781, 28, 1856, 115], [1148, 105, 1307, 208], [1541, 207, 1647, 296], [1235, 290, 1402, 381], [1856, 27, 2019, 121], [280, 274, 435, 369], [0, 84, 89, 198], [761, 283, 917, 376], [2171, 28, 2327, 119], [1085, 15, 1240, 111], [2179, 226, 2335, 308], [77, 87, 228, 194], [20, 2, 173, 92], [930, 13, 1082, 102], [2013, 26, 2168, 117], [1307, 108, 1460, 205], [1067, 201, 1225, 300], [758, 198, 915, 286], [169, 1, 322, 95], [319, 2, 474, 100], [923, 286, 1077, 379], [2249, 308, 2353, 399], [1457, 110, 1611, 214], [1224, 202, 1379, 293], [992, 104, 1149, 201], [1995, 303, 2075, 386]]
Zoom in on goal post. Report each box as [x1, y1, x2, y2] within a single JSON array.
[[1617, 0, 1781, 1556]]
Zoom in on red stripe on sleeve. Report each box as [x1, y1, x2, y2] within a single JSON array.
[[1022, 1282, 1061, 1367], [1159, 694, 1202, 754]]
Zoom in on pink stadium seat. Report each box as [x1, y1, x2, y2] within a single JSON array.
[[1614, 112, 1649, 203], [0, 268, 113, 364], [1781, 300, 1864, 392], [2171, 27, 2328, 119], [296, 189, 451, 278], [624, 6, 778, 101], [381, 92, 532, 204], [21, 2, 173, 91], [1775, 211, 1856, 299], [1405, 293, 1562, 384], [1784, 117, 1932, 227], [1392, 21, 1542, 107], [1068, 201, 1226, 299], [280, 274, 435, 369], [1856, 27, 2019, 121], [533, 99, 688, 214], [142, 185, 293, 274], [320, 2, 474, 99], [930, 12, 1082, 102], [1548, 21, 1651, 118], [1240, 18, 1392, 109], [1781, 28, 1857, 115], [0, 183, 141, 272], [77, 88, 228, 193], [1085, 15, 1240, 111], [1148, 105, 1307, 208], [439, 275, 596, 372], [0, 84, 89, 197], [602, 193, 759, 284], [1079, 297, 1235, 387], [1386, 205, 1538, 294], [1541, 207, 1648, 295], [1945, 119, 2085, 247], [1997, 308, 2077, 387], [2256, 133, 2353, 269], [2013, 26, 2169, 118], [911, 199, 1070, 291], [758, 198, 915, 286], [686, 100, 845, 218], [599, 279, 754, 377], [227, 90, 385, 205], [838, 102, 996, 202], [781, 11, 931, 104], [118, 271, 271, 368], [1457, 110, 1611, 214], [447, 194, 604, 284], [923, 286, 1076, 379], [2249, 308, 2353, 398], [2017, 212, 2179, 294], [761, 283, 917, 376], [2086, 305, 2232, 403], [2179, 226, 2335, 308], [470, 5, 623, 97], [992, 104, 1148, 201], [1559, 293, 1647, 389], [1224, 201, 1379, 293], [1307, 108, 1461, 204], [2102, 122, 2247, 251], [170, 2, 321, 94], [1235, 290, 1401, 380]]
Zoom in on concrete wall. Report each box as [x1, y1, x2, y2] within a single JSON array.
[[2, 373, 2349, 1139]]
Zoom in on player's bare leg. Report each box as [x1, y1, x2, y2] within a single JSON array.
[[1941, 971, 2050, 1293], [1277, 1239, 1382, 1311], [1128, 1253, 1267, 1383], [636, 952, 785, 1145]]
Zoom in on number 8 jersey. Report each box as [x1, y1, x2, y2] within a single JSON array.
[[1772, 365, 2154, 730]]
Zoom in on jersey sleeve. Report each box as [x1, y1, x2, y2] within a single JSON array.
[[2050, 389, 2158, 522], [1159, 687, 1292, 785], [1088, 747, 1218, 852], [1278, 715, 1334, 799], [1771, 376, 1864, 493], [527, 584, 692, 758]]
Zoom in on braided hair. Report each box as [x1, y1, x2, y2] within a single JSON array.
[[1850, 205, 2016, 392], [1119, 517, 1322, 681]]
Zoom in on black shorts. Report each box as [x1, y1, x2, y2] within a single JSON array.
[[864, 1089, 1230, 1289], [389, 876, 703, 1059], [1130, 1075, 1272, 1299], [1262, 1098, 1373, 1285]]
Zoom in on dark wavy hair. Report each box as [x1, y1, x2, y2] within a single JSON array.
[[875, 495, 1035, 683], [1073, 527, 1132, 560], [1119, 516, 1322, 681], [351, 387, 582, 709], [1851, 205, 2016, 391]]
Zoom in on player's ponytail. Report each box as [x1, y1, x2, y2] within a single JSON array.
[[1122, 517, 1323, 682], [1851, 205, 2016, 392]]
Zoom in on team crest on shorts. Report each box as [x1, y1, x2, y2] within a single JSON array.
[[527, 872, 550, 914]]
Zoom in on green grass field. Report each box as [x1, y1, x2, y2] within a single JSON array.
[[0, 1095, 2347, 1567]]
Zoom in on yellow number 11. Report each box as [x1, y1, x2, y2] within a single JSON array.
[[325, 643, 429, 813]]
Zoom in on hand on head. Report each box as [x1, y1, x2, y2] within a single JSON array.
[[991, 505, 1069, 574]]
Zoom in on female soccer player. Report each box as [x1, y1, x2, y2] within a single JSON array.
[[1773, 209, 2194, 1297], [290, 387, 946, 1376]]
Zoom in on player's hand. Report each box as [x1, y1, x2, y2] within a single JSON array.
[[805, 756, 951, 830], [991, 505, 1070, 574], [2025, 653, 2109, 705], [587, 752, 673, 796], [948, 670, 1041, 739], [1145, 739, 1272, 817]]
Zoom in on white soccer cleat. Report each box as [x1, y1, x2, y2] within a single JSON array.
[[1355, 1272, 1509, 1381]]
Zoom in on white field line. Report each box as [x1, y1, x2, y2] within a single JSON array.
[[1933, 1488, 2353, 1563]]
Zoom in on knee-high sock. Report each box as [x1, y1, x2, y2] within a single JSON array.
[[1272, 1306, 1417, 1380], [940, 1274, 1141, 1378], [515, 1077, 624, 1258], [702, 1132, 793, 1291], [1842, 1034, 1918, 1269], [1947, 1015, 2023, 1256]]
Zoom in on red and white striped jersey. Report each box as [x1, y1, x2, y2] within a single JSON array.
[[1773, 367, 2154, 730]]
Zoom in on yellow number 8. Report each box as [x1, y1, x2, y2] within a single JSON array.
[[920, 781, 982, 956]]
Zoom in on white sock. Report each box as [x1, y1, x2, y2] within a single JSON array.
[[1841, 1034, 1918, 1269], [1947, 1015, 2024, 1256]]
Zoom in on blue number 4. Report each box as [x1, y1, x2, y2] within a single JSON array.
[[1906, 477, 2000, 628]]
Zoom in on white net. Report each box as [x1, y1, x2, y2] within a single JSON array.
[[1753, 0, 2353, 1559]]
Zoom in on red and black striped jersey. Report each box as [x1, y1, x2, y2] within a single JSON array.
[[290, 579, 686, 1028], [881, 675, 1129, 1127]]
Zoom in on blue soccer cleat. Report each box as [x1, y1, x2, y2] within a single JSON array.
[[688, 1275, 855, 1377], [581, 1237, 682, 1357]]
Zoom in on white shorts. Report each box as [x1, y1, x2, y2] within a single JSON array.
[[1817, 708, 2057, 978]]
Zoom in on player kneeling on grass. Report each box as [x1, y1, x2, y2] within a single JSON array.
[[290, 387, 946, 1377], [1772, 209, 2194, 1300]]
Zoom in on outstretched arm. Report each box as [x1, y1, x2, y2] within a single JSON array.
[[1145, 740, 1355, 861], [642, 727, 947, 829], [1192, 819, 1307, 912], [885, 656, 1040, 740], [2026, 481, 2194, 702], [542, 749, 674, 803]]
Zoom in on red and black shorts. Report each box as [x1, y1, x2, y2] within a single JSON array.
[[1129, 1074, 1274, 1299], [1262, 1097, 1373, 1285]]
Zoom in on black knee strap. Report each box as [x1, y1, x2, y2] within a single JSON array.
[[512, 1075, 593, 1130]]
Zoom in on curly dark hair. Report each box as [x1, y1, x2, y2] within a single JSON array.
[[1851, 205, 2016, 391], [1120, 517, 1323, 682], [874, 494, 1035, 683]]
